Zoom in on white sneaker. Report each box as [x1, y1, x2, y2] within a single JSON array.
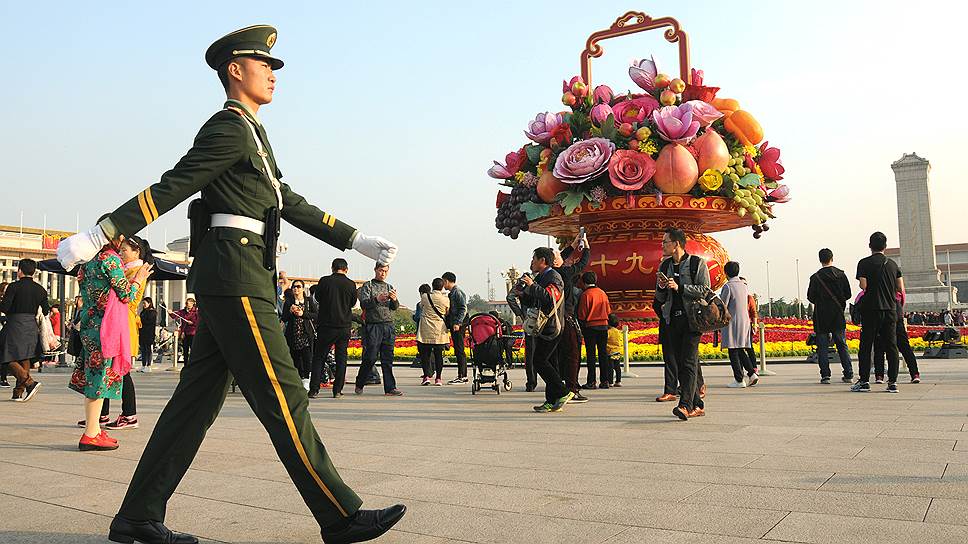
[[302, 378, 310, 391], [144, 366, 152, 373], [727, 380, 747, 388], [748, 373, 759, 386]]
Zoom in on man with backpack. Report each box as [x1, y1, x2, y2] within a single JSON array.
[[654, 228, 711, 420], [851, 232, 904, 393], [807, 248, 853, 384], [520, 247, 573, 412]]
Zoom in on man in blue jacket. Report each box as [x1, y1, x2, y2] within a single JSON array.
[[442, 272, 469, 384]]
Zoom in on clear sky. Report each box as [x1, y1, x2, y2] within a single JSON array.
[[3, 0, 965, 308]]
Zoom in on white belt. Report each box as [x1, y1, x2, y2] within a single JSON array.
[[210, 213, 265, 236]]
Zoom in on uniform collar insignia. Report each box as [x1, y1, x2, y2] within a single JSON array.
[[224, 99, 262, 127]]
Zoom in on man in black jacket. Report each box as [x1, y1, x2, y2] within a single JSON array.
[[442, 272, 468, 384], [520, 247, 572, 412], [806, 248, 853, 384], [312, 258, 358, 398], [554, 233, 590, 403], [0, 259, 50, 402]]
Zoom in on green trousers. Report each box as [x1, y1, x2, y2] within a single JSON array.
[[118, 295, 362, 526]]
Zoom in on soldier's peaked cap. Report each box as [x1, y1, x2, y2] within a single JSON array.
[[205, 25, 283, 70]]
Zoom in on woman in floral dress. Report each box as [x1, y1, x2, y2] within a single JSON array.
[[70, 237, 152, 451]]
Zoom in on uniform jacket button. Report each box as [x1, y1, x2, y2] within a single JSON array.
[[240, 237, 249, 245]]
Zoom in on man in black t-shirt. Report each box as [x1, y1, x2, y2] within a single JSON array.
[[851, 232, 904, 393]]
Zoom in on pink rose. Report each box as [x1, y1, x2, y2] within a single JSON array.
[[608, 149, 657, 191]]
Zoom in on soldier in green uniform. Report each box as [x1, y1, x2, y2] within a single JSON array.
[[57, 25, 406, 544]]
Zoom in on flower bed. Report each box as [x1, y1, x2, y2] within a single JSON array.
[[356, 318, 968, 362]]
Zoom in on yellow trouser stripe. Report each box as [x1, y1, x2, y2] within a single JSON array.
[[322, 213, 332, 227], [328, 215, 337, 227], [137, 192, 154, 225], [143, 188, 159, 220], [240, 297, 348, 517]]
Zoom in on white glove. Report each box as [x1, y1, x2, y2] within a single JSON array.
[[57, 224, 109, 270], [352, 232, 398, 265]]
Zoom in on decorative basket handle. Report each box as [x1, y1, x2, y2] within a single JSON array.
[[580, 11, 690, 89]]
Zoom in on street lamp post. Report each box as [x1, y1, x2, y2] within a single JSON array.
[[795, 258, 802, 319], [766, 260, 772, 318]]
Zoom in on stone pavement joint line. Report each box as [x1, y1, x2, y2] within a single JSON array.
[[2, 360, 968, 543]]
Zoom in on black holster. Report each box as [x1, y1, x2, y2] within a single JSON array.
[[263, 207, 281, 270], [187, 199, 211, 258]]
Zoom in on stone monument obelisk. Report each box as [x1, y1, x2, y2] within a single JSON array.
[[891, 153, 954, 311]]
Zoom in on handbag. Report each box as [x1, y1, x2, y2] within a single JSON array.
[[685, 287, 732, 333], [67, 328, 82, 356], [37, 308, 58, 351], [523, 283, 564, 340]]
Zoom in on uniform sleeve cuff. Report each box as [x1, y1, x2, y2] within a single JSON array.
[[98, 217, 120, 240]]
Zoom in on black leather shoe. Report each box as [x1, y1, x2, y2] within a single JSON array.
[[321, 504, 407, 544], [108, 515, 198, 544]]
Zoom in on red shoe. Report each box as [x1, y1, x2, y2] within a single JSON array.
[[79, 431, 119, 451], [672, 405, 690, 421], [656, 393, 677, 402], [105, 415, 139, 430], [688, 407, 705, 418], [320, 382, 332, 388]]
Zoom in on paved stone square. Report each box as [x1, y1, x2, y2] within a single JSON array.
[[2, 359, 968, 543]]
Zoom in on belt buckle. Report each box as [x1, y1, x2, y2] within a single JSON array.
[[673, 310, 685, 317]]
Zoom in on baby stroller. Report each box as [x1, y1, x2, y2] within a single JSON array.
[[468, 313, 512, 394]]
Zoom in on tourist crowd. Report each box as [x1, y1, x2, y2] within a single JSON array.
[[0, 228, 939, 432]]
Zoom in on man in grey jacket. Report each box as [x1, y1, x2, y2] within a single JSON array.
[[355, 263, 402, 396], [654, 227, 711, 420], [442, 272, 469, 384]]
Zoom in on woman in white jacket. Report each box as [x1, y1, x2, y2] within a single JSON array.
[[416, 278, 451, 386]]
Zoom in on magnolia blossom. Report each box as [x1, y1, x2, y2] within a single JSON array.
[[768, 184, 791, 203], [553, 138, 615, 184], [524, 112, 563, 145], [629, 56, 658, 91], [758, 141, 785, 180], [652, 105, 701, 144], [593, 84, 613, 104], [680, 100, 723, 127], [562, 75, 585, 94], [487, 149, 526, 179], [590, 103, 614, 126]]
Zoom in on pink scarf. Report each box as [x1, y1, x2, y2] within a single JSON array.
[[100, 250, 132, 375]]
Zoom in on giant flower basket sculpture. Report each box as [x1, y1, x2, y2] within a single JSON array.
[[489, 11, 790, 318]]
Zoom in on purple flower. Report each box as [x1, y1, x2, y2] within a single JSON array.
[[680, 100, 723, 128], [590, 103, 614, 126], [593, 84, 614, 104], [652, 105, 701, 144], [629, 57, 658, 91], [524, 112, 564, 145], [553, 137, 615, 184]]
